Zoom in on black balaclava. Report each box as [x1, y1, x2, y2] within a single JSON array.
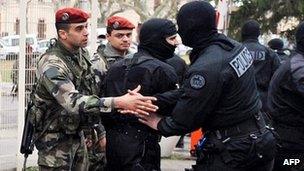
[[268, 38, 284, 51], [177, 1, 234, 63], [138, 18, 177, 61], [241, 20, 260, 41], [177, 1, 217, 48], [296, 22, 304, 55]]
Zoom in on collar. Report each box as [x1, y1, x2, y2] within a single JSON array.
[[57, 40, 81, 61], [242, 38, 259, 43], [104, 42, 130, 58]]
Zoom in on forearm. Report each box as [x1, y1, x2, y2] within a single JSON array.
[[154, 89, 182, 115], [157, 117, 192, 137]]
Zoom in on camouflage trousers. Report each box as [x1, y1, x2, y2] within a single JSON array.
[[37, 133, 105, 171]]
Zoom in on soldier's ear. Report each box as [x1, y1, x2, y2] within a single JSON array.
[[58, 29, 68, 40]]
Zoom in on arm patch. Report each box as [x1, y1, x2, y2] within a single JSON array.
[[190, 74, 205, 89]]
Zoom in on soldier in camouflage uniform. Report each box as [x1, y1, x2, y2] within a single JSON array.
[[31, 8, 158, 171], [93, 16, 135, 69]]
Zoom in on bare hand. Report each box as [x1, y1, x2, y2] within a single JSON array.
[[85, 138, 93, 148], [137, 113, 162, 130], [114, 85, 158, 115], [98, 137, 106, 152]]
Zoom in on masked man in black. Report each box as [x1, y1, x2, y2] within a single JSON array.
[[241, 20, 281, 113], [268, 22, 304, 171], [137, 1, 276, 171], [104, 18, 179, 171], [268, 38, 289, 63]]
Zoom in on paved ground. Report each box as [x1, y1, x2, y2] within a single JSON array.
[[0, 137, 196, 171], [162, 159, 195, 171], [0, 133, 196, 170]]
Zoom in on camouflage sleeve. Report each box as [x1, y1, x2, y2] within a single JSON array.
[[91, 53, 108, 96], [37, 54, 114, 115], [95, 122, 106, 139]]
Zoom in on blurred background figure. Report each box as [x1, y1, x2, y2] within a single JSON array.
[[268, 21, 304, 171], [268, 38, 289, 63], [241, 19, 281, 115]]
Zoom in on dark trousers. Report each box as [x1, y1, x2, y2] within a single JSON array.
[[192, 155, 274, 171], [105, 128, 161, 171], [193, 127, 276, 171]]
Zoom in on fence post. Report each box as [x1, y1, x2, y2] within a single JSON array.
[[89, 0, 98, 56], [17, 0, 27, 170]]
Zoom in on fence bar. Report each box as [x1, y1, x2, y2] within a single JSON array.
[[17, 0, 27, 170]]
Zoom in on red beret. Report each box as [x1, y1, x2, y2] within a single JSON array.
[[56, 7, 89, 24], [107, 16, 135, 30]]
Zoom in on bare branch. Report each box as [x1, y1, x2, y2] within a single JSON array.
[[108, 9, 125, 17], [120, 1, 149, 21], [152, 0, 170, 18], [163, 0, 179, 19]]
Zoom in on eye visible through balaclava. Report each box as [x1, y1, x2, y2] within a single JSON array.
[[138, 18, 177, 61]]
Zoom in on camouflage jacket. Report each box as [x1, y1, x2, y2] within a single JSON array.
[[32, 40, 111, 168], [95, 42, 132, 69]]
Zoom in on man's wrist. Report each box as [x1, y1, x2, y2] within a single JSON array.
[[113, 96, 124, 109], [99, 97, 114, 112]]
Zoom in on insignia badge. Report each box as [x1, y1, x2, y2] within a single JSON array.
[[190, 74, 205, 89], [113, 21, 120, 29], [62, 13, 69, 21], [229, 47, 253, 77]]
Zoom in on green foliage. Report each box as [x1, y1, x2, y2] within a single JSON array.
[[229, 0, 304, 41]]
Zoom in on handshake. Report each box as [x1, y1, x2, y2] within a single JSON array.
[[113, 85, 158, 116]]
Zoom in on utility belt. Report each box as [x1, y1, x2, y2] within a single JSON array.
[[195, 112, 274, 167], [207, 112, 267, 140], [108, 122, 161, 142], [37, 123, 98, 144]]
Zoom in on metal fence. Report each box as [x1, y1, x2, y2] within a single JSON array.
[[0, 0, 98, 170]]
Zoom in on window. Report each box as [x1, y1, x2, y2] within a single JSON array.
[[15, 18, 20, 35], [12, 38, 19, 46], [26, 38, 34, 45], [1, 32, 8, 37], [37, 19, 46, 39]]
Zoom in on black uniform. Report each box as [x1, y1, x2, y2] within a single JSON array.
[[268, 22, 304, 171], [104, 18, 178, 171], [276, 50, 289, 63], [241, 20, 281, 113], [166, 54, 188, 84], [156, 2, 276, 171], [166, 54, 188, 148]]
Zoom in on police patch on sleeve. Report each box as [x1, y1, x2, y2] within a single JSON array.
[[190, 74, 205, 89], [229, 47, 253, 77]]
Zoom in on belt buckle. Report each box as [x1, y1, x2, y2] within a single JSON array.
[[250, 133, 257, 139], [215, 130, 222, 139], [254, 113, 261, 121]]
